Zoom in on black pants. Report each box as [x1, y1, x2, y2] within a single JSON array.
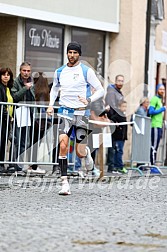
[[0, 118, 9, 164], [31, 120, 47, 170]]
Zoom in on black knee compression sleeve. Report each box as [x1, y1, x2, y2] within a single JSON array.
[[58, 157, 67, 176]]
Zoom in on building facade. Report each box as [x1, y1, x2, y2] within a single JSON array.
[[0, 0, 119, 79], [0, 0, 167, 161]]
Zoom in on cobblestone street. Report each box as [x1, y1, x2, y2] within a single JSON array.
[[0, 172, 167, 252]]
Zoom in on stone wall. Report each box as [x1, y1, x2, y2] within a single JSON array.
[[108, 0, 147, 161], [0, 16, 17, 77]]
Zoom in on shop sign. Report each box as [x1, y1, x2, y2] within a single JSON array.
[[28, 28, 60, 49], [25, 20, 63, 53]]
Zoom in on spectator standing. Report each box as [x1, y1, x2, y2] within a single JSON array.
[[11, 62, 35, 171], [109, 101, 128, 174], [105, 75, 124, 173], [47, 41, 104, 195], [0, 67, 14, 173], [26, 72, 50, 174], [135, 97, 149, 117], [149, 84, 166, 165]]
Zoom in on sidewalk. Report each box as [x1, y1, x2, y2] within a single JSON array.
[[1, 165, 167, 188]]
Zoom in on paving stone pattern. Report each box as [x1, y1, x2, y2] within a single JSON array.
[[0, 173, 167, 252]]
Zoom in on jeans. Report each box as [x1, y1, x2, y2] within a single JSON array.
[[67, 155, 81, 171], [107, 139, 116, 171], [114, 140, 125, 169], [75, 155, 81, 171]]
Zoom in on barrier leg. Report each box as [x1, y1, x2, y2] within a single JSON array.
[[149, 165, 163, 175], [99, 133, 104, 178], [129, 162, 144, 176]]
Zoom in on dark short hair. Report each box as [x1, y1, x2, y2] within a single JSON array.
[[115, 74, 124, 81], [67, 41, 82, 56], [20, 61, 31, 71]]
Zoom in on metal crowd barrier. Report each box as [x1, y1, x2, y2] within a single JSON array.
[[1, 101, 164, 176], [130, 114, 163, 175], [0, 102, 65, 169], [0, 101, 107, 176], [0, 101, 101, 174]]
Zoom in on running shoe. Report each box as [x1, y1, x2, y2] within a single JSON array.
[[85, 146, 94, 171], [24, 167, 46, 174], [32, 167, 46, 174], [111, 170, 122, 174], [107, 168, 121, 174], [118, 167, 128, 174], [59, 181, 71, 195], [0, 166, 6, 173], [92, 166, 100, 177], [6, 166, 15, 173], [78, 170, 85, 178], [52, 165, 60, 174]]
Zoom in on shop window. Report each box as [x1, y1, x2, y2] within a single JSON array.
[[25, 19, 64, 81], [72, 28, 105, 77]]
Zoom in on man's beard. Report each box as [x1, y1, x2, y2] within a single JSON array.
[[68, 57, 78, 65]]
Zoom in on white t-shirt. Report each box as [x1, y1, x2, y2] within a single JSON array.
[[50, 62, 104, 115]]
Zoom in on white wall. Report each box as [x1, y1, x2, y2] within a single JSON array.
[[0, 0, 119, 32]]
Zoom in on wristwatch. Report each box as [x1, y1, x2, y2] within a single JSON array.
[[86, 97, 91, 104]]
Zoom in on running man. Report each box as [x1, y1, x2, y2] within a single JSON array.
[[47, 41, 104, 195]]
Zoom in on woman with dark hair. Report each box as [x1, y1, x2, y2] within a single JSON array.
[[34, 72, 50, 102], [0, 67, 14, 173], [27, 72, 50, 174]]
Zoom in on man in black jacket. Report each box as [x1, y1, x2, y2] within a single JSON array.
[[109, 100, 128, 174], [105, 74, 124, 173]]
